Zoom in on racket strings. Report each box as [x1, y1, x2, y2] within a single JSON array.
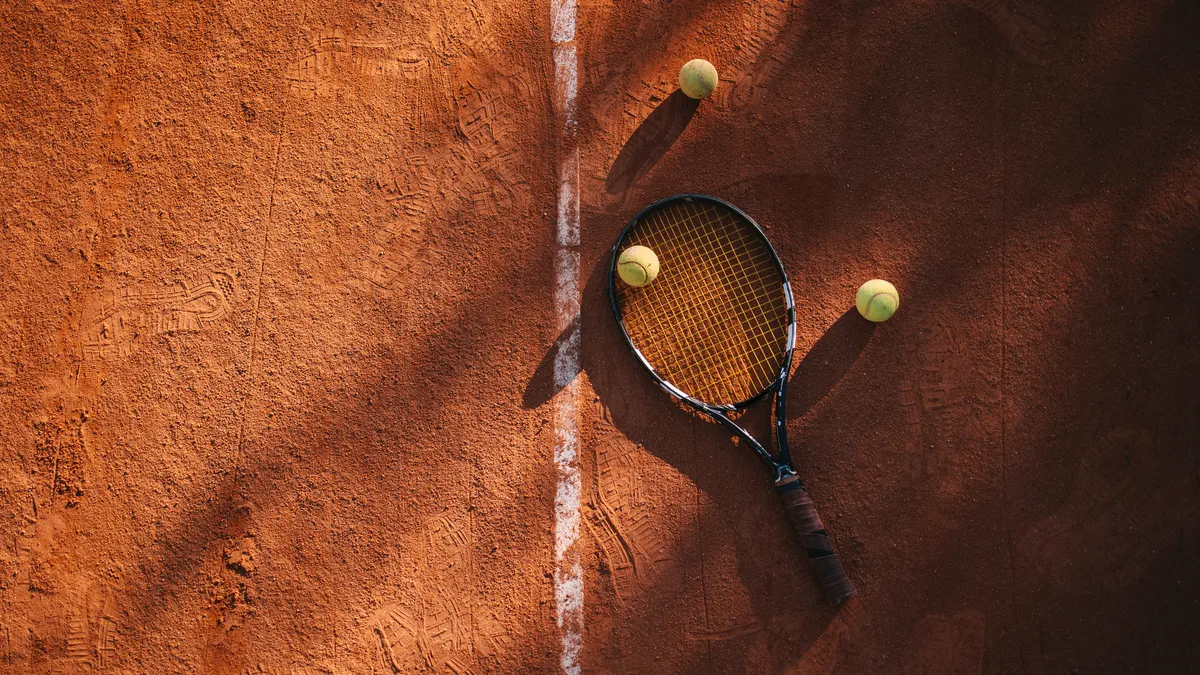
[[670, 235, 774, 390], [616, 200, 789, 405], [676, 203, 784, 386], [634, 208, 754, 390]]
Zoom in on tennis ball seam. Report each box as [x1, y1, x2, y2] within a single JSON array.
[[866, 291, 898, 315], [868, 289, 897, 309], [620, 260, 649, 284]]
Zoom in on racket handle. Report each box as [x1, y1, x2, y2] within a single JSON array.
[[775, 474, 857, 605]]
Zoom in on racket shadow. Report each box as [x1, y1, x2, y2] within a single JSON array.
[[577, 253, 874, 670], [605, 89, 700, 197]]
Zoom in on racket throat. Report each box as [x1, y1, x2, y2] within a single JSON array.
[[711, 410, 788, 476], [774, 465, 798, 483]]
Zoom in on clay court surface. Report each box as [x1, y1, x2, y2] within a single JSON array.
[[2, 0, 1199, 673]]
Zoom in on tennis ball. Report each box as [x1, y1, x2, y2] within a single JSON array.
[[679, 59, 719, 99], [856, 279, 900, 322], [618, 245, 660, 287]]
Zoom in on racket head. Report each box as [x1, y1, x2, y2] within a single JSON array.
[[609, 194, 796, 410]]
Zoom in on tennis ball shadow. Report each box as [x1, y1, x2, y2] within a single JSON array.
[[605, 89, 700, 197], [789, 308, 878, 421]]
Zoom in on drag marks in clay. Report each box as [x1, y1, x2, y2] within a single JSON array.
[[0, 625, 12, 665], [363, 153, 440, 294], [589, 75, 676, 140], [897, 320, 984, 490], [240, 665, 333, 675], [716, 0, 807, 113], [361, 72, 531, 295], [956, 0, 1057, 65], [370, 508, 510, 674], [583, 434, 671, 600], [286, 30, 448, 108], [685, 622, 762, 642], [59, 584, 120, 671], [32, 414, 89, 505], [80, 272, 235, 361]]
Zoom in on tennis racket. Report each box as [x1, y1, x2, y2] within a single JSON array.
[[608, 194, 856, 605]]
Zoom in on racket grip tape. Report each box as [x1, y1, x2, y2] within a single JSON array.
[[775, 474, 857, 605]]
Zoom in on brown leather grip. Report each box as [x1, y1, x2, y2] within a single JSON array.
[[775, 474, 856, 605]]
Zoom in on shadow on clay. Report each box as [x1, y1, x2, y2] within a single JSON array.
[[790, 308, 876, 421], [522, 314, 579, 409], [605, 89, 699, 197], [552, 248, 876, 671], [117, 196, 561, 673], [564, 1, 1200, 670]]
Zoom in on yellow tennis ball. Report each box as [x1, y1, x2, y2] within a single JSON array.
[[618, 245, 660, 287], [856, 279, 900, 322], [679, 59, 719, 99]]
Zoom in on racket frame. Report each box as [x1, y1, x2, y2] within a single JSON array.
[[607, 194, 799, 481], [608, 194, 857, 605]]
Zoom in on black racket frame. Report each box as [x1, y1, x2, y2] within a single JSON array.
[[607, 194, 799, 482]]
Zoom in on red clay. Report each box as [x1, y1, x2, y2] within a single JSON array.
[[2, 0, 1198, 673]]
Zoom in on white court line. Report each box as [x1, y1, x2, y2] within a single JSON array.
[[551, 1, 582, 674]]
